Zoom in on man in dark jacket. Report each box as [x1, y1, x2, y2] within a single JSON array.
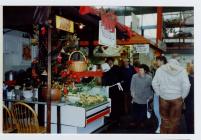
[[120, 58, 136, 115], [102, 58, 124, 124]]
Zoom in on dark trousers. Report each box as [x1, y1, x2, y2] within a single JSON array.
[[109, 87, 124, 121], [159, 97, 183, 134], [123, 91, 133, 115], [132, 102, 147, 125], [184, 108, 194, 133]]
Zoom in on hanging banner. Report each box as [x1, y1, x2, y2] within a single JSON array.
[[56, 15, 74, 33], [134, 44, 149, 53], [99, 20, 116, 48], [131, 12, 140, 34]]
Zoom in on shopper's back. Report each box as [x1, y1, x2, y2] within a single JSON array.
[[152, 59, 190, 100]]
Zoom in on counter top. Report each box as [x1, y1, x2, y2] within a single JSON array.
[[3, 97, 109, 110]]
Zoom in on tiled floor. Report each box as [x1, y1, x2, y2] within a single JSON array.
[[98, 113, 188, 134]]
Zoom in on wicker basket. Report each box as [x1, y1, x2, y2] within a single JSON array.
[[68, 51, 87, 72]]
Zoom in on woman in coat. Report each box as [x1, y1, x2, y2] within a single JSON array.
[[130, 64, 153, 127]]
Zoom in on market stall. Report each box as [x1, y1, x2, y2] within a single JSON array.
[[116, 32, 164, 66], [3, 6, 133, 133]]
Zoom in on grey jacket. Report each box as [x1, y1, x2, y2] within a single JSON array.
[[130, 73, 153, 104]]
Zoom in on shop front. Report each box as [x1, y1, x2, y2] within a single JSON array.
[[3, 6, 135, 133]]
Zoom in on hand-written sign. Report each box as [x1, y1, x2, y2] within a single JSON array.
[[99, 20, 116, 48], [56, 15, 74, 33]]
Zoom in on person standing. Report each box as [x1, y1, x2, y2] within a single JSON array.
[[130, 64, 153, 127], [184, 64, 194, 133], [120, 58, 136, 115], [102, 58, 124, 125], [152, 58, 191, 133], [153, 56, 167, 133]]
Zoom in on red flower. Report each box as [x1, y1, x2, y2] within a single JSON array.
[[72, 74, 77, 79], [76, 78, 81, 83], [66, 69, 70, 75], [41, 26, 46, 35], [61, 71, 67, 78], [63, 87, 68, 95]]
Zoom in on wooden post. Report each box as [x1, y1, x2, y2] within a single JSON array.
[[47, 18, 52, 133], [156, 7, 163, 45]]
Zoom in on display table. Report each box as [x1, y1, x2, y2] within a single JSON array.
[[3, 96, 111, 134], [46, 100, 111, 133]]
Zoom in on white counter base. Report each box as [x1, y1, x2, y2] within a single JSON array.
[[49, 118, 104, 133]]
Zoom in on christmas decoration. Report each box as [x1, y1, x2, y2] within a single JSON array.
[[60, 70, 68, 78], [57, 53, 62, 63], [50, 30, 84, 88], [41, 26, 46, 35]]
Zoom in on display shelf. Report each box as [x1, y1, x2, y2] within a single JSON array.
[[164, 22, 194, 28], [163, 38, 194, 43], [163, 37, 193, 39], [163, 11, 194, 54]]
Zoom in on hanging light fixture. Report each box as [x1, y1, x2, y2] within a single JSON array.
[[41, 70, 48, 76], [60, 48, 65, 53], [79, 23, 85, 29]]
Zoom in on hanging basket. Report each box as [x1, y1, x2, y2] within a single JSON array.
[[68, 51, 88, 72]]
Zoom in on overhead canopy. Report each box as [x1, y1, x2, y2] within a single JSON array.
[[3, 6, 133, 40]]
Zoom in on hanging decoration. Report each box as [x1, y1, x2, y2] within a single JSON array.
[[100, 10, 117, 32], [79, 6, 99, 16], [57, 53, 62, 63], [79, 6, 134, 38], [41, 26, 47, 35]]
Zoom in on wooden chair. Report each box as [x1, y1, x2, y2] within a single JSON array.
[[11, 102, 46, 133], [3, 105, 16, 133]]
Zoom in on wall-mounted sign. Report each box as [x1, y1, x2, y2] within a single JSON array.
[[134, 44, 149, 53], [56, 15, 74, 33], [99, 20, 116, 48]]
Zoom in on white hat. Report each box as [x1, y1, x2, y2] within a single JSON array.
[[101, 63, 111, 72]]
